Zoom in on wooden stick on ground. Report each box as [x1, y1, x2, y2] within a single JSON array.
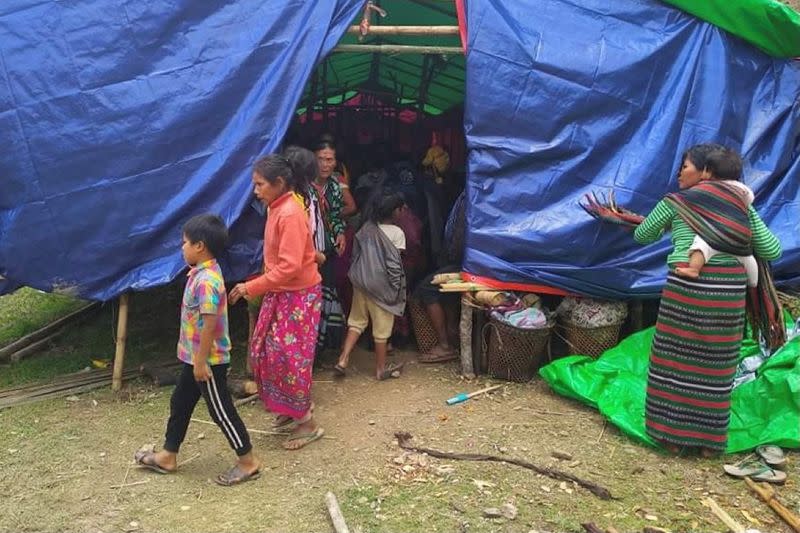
[[744, 477, 800, 533], [325, 491, 350, 533], [395, 432, 614, 500], [702, 497, 745, 533]]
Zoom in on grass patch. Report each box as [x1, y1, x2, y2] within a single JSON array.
[[0, 287, 86, 348], [0, 284, 250, 388]]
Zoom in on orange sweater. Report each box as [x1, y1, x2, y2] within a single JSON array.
[[245, 192, 321, 296]]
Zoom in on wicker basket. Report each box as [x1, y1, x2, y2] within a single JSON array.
[[560, 320, 623, 358], [409, 298, 440, 356], [485, 317, 553, 383], [778, 291, 800, 320]]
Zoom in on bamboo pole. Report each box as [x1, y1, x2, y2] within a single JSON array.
[[332, 44, 462, 55], [347, 25, 459, 36], [324, 491, 351, 533], [111, 293, 129, 391], [459, 295, 475, 378], [0, 302, 100, 360]]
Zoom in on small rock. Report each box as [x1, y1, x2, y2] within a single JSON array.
[[357, 496, 369, 505], [499, 446, 508, 454], [66, 396, 80, 402], [196, 433, 205, 440], [500, 503, 517, 520], [99, 452, 107, 458], [92, 400, 98, 407], [551, 451, 573, 461], [540, 485, 551, 493], [128, 521, 139, 529], [644, 514, 658, 521], [483, 507, 502, 519], [180, 506, 190, 511], [368, 420, 375, 425]]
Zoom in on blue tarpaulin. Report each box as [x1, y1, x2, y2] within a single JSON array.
[[2, 0, 799, 301], [463, 0, 800, 298], [0, 0, 364, 299]]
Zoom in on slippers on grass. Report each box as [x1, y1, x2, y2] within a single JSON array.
[[283, 426, 325, 451], [756, 445, 787, 469], [723, 456, 787, 484], [134, 450, 174, 475], [215, 465, 261, 486]]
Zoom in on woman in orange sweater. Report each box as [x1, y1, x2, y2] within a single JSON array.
[[228, 155, 324, 450]]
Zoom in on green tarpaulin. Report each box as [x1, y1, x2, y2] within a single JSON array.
[[662, 0, 800, 58], [539, 326, 800, 453]]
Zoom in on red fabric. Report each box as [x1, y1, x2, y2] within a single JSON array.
[[455, 0, 468, 53]]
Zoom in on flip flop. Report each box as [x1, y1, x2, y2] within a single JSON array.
[[271, 415, 295, 431], [722, 455, 772, 479], [283, 426, 325, 450], [333, 364, 347, 377], [377, 362, 404, 380], [134, 450, 173, 475], [420, 347, 458, 363], [756, 445, 787, 469], [214, 465, 261, 486]]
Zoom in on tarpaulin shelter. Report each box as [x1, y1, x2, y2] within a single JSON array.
[[1, 0, 799, 301]]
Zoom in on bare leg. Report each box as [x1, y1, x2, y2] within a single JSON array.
[[676, 250, 705, 279], [337, 328, 361, 370], [426, 302, 455, 356], [374, 340, 402, 379]]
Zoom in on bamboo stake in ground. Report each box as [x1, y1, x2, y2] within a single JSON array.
[[744, 477, 800, 532], [325, 491, 350, 533], [112, 293, 130, 391]]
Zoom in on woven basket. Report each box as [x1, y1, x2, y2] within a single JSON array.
[[485, 317, 553, 383], [778, 291, 800, 320], [560, 320, 623, 358], [409, 298, 440, 356]]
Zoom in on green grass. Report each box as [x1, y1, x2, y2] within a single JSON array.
[[0, 287, 86, 348]]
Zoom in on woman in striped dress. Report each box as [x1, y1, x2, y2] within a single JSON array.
[[634, 144, 781, 456]]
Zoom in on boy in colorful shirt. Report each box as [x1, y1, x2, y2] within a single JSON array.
[[135, 214, 261, 486]]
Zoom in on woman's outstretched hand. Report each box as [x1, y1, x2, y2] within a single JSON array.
[[228, 283, 249, 305]]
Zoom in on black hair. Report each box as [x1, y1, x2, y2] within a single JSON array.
[[369, 191, 406, 224], [704, 146, 743, 181], [682, 143, 743, 181], [252, 154, 292, 185], [283, 145, 316, 207], [313, 133, 336, 153], [182, 214, 228, 258]]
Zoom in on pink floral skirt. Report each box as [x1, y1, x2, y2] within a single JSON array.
[[250, 284, 322, 419]]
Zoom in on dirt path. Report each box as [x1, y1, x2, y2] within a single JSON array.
[[0, 347, 796, 533]]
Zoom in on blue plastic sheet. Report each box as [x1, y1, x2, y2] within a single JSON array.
[[0, 0, 364, 299], [463, 0, 800, 298]]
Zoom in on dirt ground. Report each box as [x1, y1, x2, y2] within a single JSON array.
[[1, 345, 797, 533]]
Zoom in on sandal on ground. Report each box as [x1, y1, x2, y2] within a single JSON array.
[[214, 465, 261, 486], [282, 426, 325, 450], [723, 457, 786, 483], [419, 346, 458, 363], [377, 362, 404, 380], [333, 364, 347, 377], [134, 450, 174, 475], [271, 415, 295, 431], [756, 445, 787, 469]]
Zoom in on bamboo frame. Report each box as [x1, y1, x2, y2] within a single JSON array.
[[333, 44, 462, 55], [111, 293, 129, 391], [347, 25, 459, 36]]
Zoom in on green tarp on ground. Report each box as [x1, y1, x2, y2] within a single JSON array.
[[539, 327, 800, 453], [662, 0, 800, 57]]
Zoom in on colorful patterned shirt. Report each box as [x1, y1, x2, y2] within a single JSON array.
[[313, 177, 345, 251], [177, 259, 231, 366]]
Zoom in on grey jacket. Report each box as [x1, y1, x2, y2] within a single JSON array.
[[348, 222, 407, 316]]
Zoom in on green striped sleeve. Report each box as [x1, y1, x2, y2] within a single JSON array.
[[634, 199, 674, 244], [749, 206, 781, 260]]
